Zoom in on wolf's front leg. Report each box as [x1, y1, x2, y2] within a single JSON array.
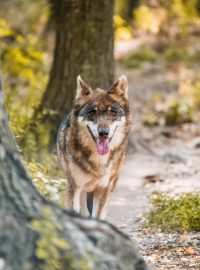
[[92, 188, 109, 219], [65, 182, 81, 213], [80, 190, 90, 216], [73, 188, 81, 213], [65, 182, 74, 209]]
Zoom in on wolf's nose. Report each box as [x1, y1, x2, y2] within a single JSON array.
[[98, 127, 109, 139]]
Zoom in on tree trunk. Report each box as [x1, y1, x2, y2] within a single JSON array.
[[0, 77, 153, 269], [43, 0, 57, 34], [128, 0, 140, 20], [115, 0, 139, 22], [35, 0, 114, 148]]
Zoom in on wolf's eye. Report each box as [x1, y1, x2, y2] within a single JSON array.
[[88, 110, 96, 117], [110, 110, 118, 116]]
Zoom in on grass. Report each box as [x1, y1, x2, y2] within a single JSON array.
[[164, 46, 191, 62], [124, 48, 157, 68], [124, 44, 200, 70], [147, 192, 200, 232], [164, 101, 194, 125], [124, 45, 194, 69], [164, 47, 200, 63], [193, 50, 200, 62]]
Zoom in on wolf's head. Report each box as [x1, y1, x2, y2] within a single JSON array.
[[73, 75, 131, 156]]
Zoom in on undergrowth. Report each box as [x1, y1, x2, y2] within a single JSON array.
[[143, 67, 200, 126], [0, 18, 49, 137], [124, 48, 157, 68], [124, 44, 200, 70], [27, 161, 66, 207], [147, 192, 200, 232]]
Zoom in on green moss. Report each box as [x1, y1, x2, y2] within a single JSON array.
[[147, 192, 200, 232], [29, 207, 70, 270], [29, 207, 91, 270], [124, 49, 157, 69]]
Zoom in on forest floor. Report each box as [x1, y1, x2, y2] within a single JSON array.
[[107, 46, 200, 269]]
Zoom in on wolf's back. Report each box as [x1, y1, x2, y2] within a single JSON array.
[[56, 112, 71, 162]]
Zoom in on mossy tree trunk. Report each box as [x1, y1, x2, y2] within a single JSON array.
[[34, 0, 114, 149], [0, 76, 153, 269]]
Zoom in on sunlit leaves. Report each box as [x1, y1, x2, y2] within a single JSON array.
[[0, 17, 49, 140], [114, 15, 132, 40], [27, 161, 66, 207]]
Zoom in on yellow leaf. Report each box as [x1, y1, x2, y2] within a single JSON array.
[[36, 248, 49, 259], [192, 258, 200, 263], [145, 250, 152, 255], [184, 247, 196, 255], [179, 235, 189, 243], [155, 253, 163, 259]]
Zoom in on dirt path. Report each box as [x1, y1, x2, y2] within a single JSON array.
[[108, 154, 166, 233], [108, 150, 200, 269], [106, 61, 200, 269]]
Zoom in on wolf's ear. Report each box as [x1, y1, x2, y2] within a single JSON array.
[[108, 75, 128, 99], [76, 75, 92, 98]]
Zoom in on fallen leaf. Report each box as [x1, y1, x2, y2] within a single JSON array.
[[145, 250, 152, 255], [184, 247, 196, 255], [192, 258, 200, 263], [179, 235, 189, 243], [154, 245, 162, 251], [155, 253, 163, 259]]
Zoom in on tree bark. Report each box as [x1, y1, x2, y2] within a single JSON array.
[[115, 0, 139, 22], [128, 0, 140, 20], [43, 0, 57, 34], [0, 75, 153, 269], [34, 0, 114, 147]]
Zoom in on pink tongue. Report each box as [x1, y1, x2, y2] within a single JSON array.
[[97, 139, 109, 155]]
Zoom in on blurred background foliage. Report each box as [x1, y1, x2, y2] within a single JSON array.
[[0, 0, 51, 147], [1, 0, 200, 209], [1, 0, 200, 160]]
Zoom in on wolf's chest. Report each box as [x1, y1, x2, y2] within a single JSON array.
[[89, 151, 110, 166], [68, 156, 113, 191], [97, 163, 112, 187]]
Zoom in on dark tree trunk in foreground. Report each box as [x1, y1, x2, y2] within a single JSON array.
[[0, 79, 153, 269], [35, 0, 114, 147]]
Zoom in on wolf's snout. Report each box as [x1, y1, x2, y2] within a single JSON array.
[[97, 127, 110, 155], [98, 127, 109, 139]]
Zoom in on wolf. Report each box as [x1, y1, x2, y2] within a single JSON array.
[[57, 75, 131, 219]]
